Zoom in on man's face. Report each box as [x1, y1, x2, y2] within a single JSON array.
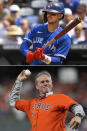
[[76, 9, 86, 20], [47, 12, 62, 24], [65, 0, 70, 3], [64, 15, 74, 23], [36, 74, 53, 94], [10, 11, 18, 18], [20, 20, 29, 30], [0, 2, 3, 12], [75, 26, 82, 37]]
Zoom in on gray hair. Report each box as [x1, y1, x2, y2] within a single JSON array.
[[35, 71, 52, 85]]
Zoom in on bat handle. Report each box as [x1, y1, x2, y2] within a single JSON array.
[[42, 39, 55, 50]]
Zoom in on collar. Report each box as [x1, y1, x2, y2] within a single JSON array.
[[46, 91, 53, 97]]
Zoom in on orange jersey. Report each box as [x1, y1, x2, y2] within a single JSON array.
[[15, 94, 78, 131]]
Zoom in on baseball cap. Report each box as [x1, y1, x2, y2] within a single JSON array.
[[65, 8, 72, 15], [9, 5, 20, 12], [5, 25, 24, 36]]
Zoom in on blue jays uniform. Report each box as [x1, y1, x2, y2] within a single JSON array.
[[20, 23, 71, 65]]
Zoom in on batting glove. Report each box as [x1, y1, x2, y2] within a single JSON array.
[[34, 48, 45, 60], [34, 48, 51, 64], [26, 51, 35, 63]]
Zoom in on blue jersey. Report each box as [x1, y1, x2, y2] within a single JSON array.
[[15, 16, 22, 26], [20, 24, 71, 65]]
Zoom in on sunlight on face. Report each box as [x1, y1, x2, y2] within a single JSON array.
[[47, 12, 63, 24], [36, 74, 53, 94]]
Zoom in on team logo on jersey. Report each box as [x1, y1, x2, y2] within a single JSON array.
[[37, 31, 43, 33], [33, 37, 44, 44], [48, 4, 52, 9], [31, 102, 51, 116], [49, 44, 56, 52]]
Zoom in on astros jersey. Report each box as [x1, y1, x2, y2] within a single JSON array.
[[20, 24, 71, 65], [15, 94, 78, 131]]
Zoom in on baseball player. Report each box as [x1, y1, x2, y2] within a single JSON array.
[[20, 2, 71, 65], [9, 70, 85, 131]]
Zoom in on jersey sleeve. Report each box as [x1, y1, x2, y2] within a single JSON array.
[[54, 34, 71, 58], [20, 26, 36, 56], [49, 35, 71, 64], [15, 100, 31, 113], [50, 56, 63, 65], [58, 94, 78, 110], [24, 26, 35, 42]]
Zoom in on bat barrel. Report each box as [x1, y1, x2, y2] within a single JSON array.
[[42, 17, 81, 50], [54, 17, 81, 41]]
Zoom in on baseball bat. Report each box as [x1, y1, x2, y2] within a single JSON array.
[[42, 17, 81, 50]]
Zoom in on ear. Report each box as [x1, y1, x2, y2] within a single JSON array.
[[58, 13, 63, 19], [36, 84, 39, 90]]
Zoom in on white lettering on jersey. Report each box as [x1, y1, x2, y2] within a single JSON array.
[[49, 44, 56, 52], [37, 31, 43, 33], [33, 37, 44, 44]]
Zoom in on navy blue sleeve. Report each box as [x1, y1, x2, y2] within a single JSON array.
[[55, 35, 71, 58], [20, 26, 36, 56], [50, 56, 63, 64], [20, 39, 32, 56], [49, 35, 71, 64]]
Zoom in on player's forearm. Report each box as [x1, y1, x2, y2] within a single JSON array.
[[41, 55, 63, 65], [9, 80, 22, 107], [50, 56, 63, 64], [70, 104, 85, 119], [20, 39, 32, 56], [51, 56, 63, 64]]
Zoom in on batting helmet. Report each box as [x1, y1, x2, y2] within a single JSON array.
[[43, 2, 65, 22]]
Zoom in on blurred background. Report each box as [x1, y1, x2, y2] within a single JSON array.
[[0, 0, 87, 64], [0, 66, 87, 131]]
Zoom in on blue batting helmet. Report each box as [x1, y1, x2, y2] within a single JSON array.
[[43, 2, 65, 22]]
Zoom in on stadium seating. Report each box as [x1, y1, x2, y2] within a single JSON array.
[[31, 0, 47, 8], [20, 7, 34, 16]]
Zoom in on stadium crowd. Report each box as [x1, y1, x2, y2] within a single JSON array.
[[0, 66, 87, 131], [0, 0, 87, 44], [0, 0, 87, 64]]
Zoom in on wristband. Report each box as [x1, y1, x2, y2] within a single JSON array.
[[42, 55, 51, 64], [76, 113, 83, 119]]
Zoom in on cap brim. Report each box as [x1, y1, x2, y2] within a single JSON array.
[[42, 9, 59, 13]]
